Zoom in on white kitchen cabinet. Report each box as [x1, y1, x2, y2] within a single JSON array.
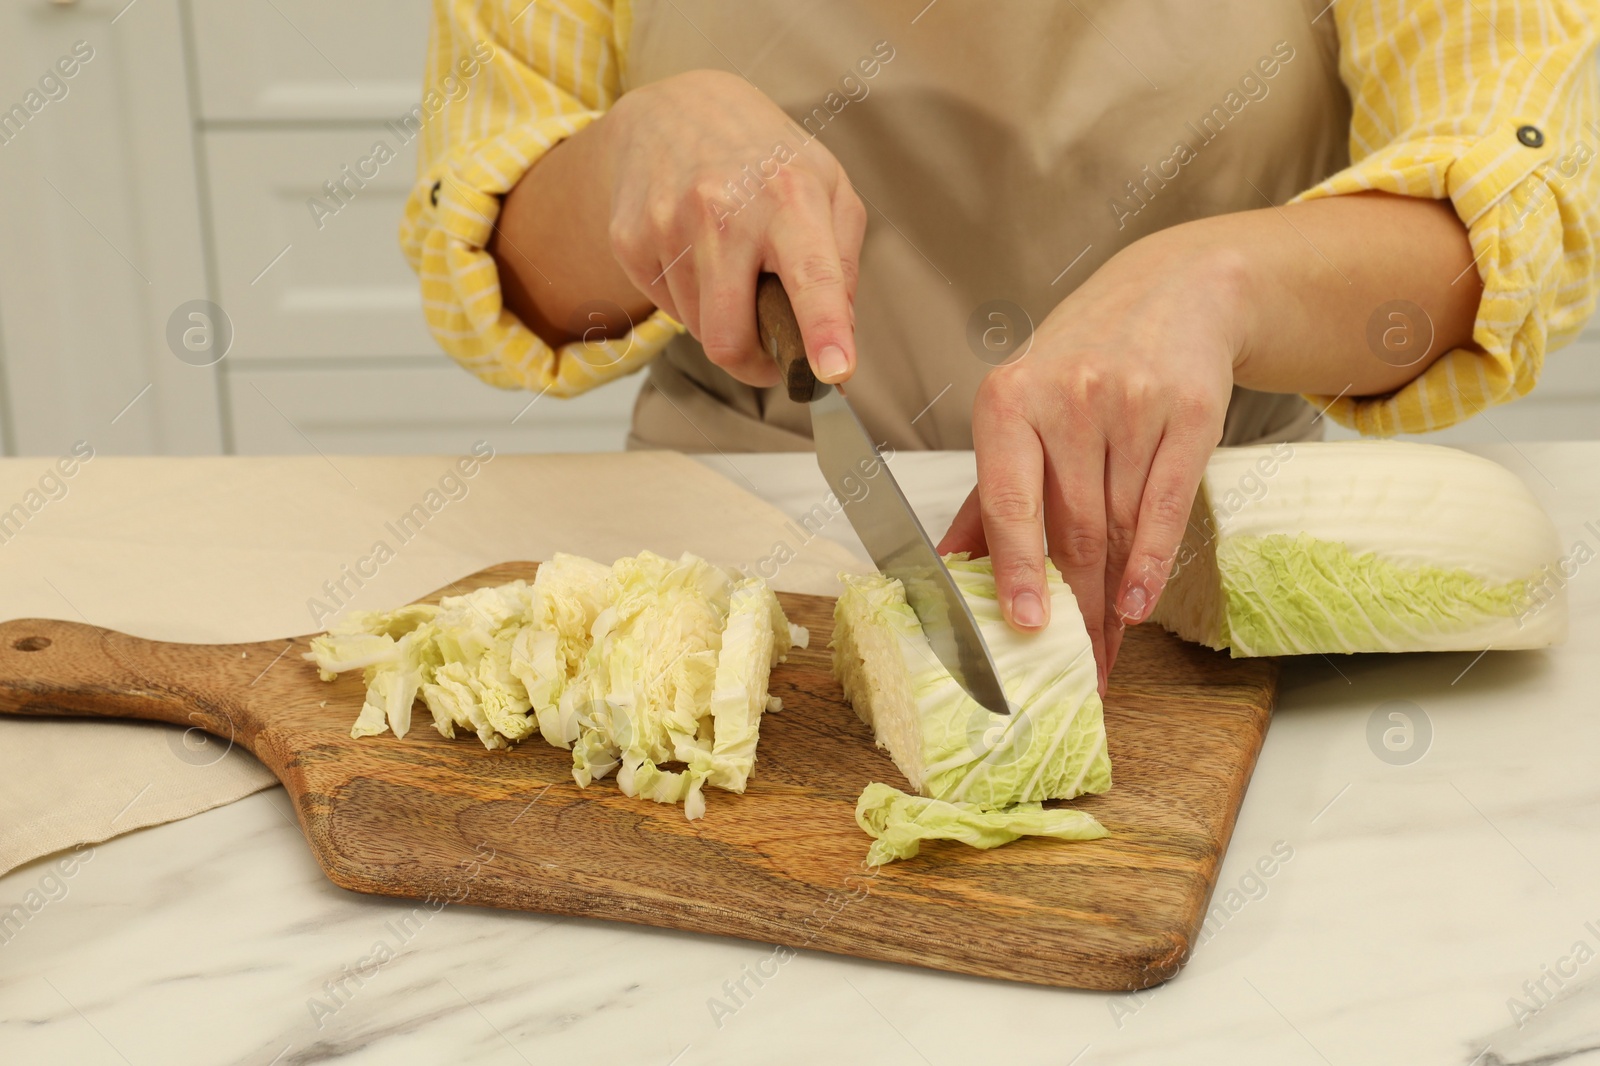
[[204, 129, 434, 361], [188, 0, 431, 122], [0, 0, 221, 456], [190, 0, 642, 455], [0, 1, 1594, 456], [0, 0, 642, 457]]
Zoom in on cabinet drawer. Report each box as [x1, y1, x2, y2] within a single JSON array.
[[229, 362, 647, 455], [206, 129, 435, 361], [189, 0, 431, 121]]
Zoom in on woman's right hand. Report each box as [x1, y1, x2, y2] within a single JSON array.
[[599, 69, 866, 386]]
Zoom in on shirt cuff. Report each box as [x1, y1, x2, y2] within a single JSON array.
[[400, 112, 684, 398]]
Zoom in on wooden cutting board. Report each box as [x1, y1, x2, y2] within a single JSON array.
[[0, 562, 1276, 991]]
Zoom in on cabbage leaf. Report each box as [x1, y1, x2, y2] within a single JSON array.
[[856, 782, 1106, 865]]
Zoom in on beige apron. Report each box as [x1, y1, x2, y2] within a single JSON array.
[[621, 0, 1351, 451]]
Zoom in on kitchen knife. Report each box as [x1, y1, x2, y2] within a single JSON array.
[[755, 273, 1011, 715]]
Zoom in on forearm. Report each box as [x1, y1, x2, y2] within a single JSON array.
[[489, 117, 650, 347], [1142, 192, 1483, 398]]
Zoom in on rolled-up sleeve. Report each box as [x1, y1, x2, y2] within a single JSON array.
[[1292, 0, 1600, 435], [399, 0, 681, 397]]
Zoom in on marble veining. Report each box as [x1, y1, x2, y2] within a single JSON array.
[[0, 446, 1596, 1065]]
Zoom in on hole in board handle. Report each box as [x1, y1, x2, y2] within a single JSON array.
[[13, 636, 51, 652]]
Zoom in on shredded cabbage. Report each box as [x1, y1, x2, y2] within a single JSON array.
[[305, 551, 804, 819]]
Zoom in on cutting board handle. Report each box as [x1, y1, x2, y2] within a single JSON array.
[[0, 617, 277, 752], [756, 272, 830, 404]]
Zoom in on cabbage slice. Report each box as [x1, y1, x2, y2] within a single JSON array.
[[1151, 441, 1569, 657], [855, 782, 1107, 865], [832, 555, 1110, 863], [704, 580, 790, 792], [305, 551, 803, 819]]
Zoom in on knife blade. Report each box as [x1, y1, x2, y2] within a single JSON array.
[[755, 274, 1011, 715]]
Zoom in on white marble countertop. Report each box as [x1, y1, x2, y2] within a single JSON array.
[[3, 445, 1598, 1066]]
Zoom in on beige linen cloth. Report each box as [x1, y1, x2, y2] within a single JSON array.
[[0, 451, 864, 876]]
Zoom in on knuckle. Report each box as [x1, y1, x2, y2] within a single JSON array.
[[768, 166, 815, 203], [840, 188, 868, 227], [980, 485, 1040, 525], [839, 254, 861, 293], [644, 195, 679, 236], [786, 253, 845, 295], [1104, 522, 1137, 559], [689, 174, 726, 207], [1166, 385, 1223, 427], [607, 221, 647, 264], [692, 194, 727, 229], [994, 555, 1044, 593], [1067, 366, 1106, 402], [1129, 550, 1177, 586], [1122, 373, 1159, 406], [977, 368, 1030, 415], [1143, 486, 1195, 528], [1053, 526, 1105, 567], [1041, 378, 1089, 423]]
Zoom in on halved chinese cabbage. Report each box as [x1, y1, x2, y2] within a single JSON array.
[[832, 555, 1110, 863], [305, 551, 804, 819], [1150, 441, 1569, 657]]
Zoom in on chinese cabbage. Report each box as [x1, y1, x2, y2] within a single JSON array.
[[832, 555, 1110, 863]]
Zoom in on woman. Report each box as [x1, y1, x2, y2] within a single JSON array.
[[401, 0, 1599, 691]]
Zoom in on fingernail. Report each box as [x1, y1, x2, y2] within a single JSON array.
[[1012, 589, 1045, 628], [817, 344, 849, 382], [1118, 585, 1149, 625]]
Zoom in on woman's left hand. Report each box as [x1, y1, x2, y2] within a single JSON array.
[[937, 231, 1244, 696]]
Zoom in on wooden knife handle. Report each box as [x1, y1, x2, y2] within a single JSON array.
[[756, 272, 830, 403]]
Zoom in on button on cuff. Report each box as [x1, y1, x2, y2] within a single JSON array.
[[1448, 121, 1556, 227]]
